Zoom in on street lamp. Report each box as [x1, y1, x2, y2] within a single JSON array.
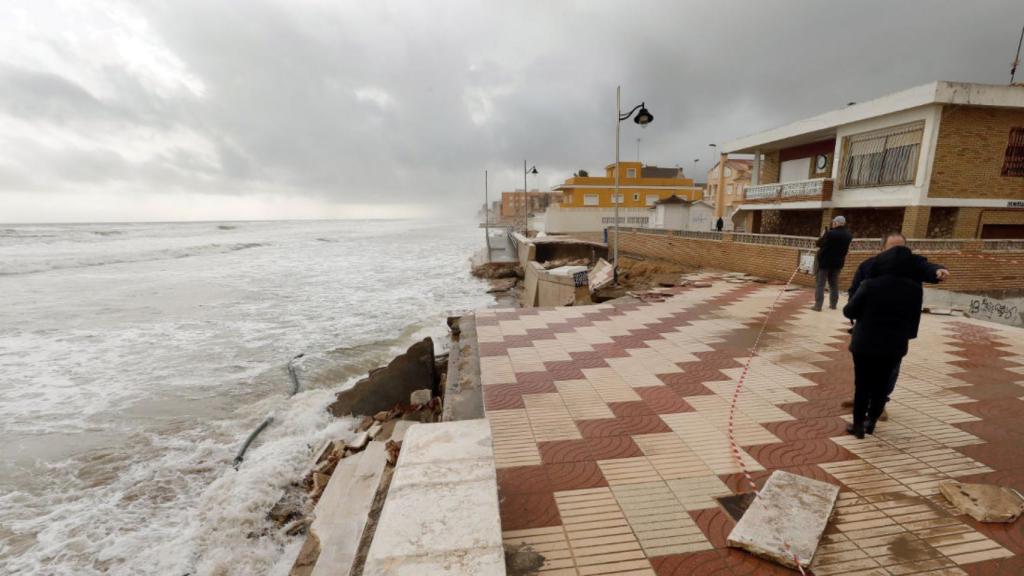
[[614, 85, 653, 267], [522, 161, 538, 234]]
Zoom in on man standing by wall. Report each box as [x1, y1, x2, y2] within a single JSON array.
[[813, 215, 853, 311]]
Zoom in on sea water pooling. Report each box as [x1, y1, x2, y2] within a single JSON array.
[[0, 220, 495, 575]]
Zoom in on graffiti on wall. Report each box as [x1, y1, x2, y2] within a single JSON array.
[[968, 297, 1023, 325]]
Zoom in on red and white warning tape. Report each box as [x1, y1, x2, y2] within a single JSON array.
[[724, 266, 810, 574]]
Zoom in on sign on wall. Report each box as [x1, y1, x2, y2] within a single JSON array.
[[798, 251, 816, 274]]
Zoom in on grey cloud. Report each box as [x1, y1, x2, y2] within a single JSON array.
[[1, 0, 1021, 218]]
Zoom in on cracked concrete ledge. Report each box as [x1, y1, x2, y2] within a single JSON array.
[[363, 419, 505, 576]]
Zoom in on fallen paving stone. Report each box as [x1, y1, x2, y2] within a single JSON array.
[[366, 422, 383, 440], [939, 480, 1024, 523], [692, 281, 712, 288], [727, 470, 839, 571]]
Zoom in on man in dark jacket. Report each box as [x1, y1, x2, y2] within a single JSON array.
[[716, 217, 724, 232], [813, 215, 854, 311], [841, 231, 950, 415], [848, 232, 949, 299], [842, 246, 922, 438]]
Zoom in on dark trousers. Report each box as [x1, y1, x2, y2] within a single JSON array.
[[814, 267, 841, 309], [852, 353, 902, 426], [885, 356, 903, 401]]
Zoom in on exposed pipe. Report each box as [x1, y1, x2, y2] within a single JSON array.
[[233, 416, 274, 469]]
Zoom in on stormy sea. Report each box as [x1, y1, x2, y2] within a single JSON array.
[[0, 219, 494, 575]]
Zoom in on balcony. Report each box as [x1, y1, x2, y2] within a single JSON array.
[[743, 178, 833, 204]]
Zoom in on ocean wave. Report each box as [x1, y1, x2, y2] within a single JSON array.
[[0, 242, 268, 276]]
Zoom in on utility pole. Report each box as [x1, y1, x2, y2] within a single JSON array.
[[484, 170, 491, 260]]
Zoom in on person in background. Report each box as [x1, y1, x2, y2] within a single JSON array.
[[716, 217, 724, 232], [842, 245, 923, 438], [813, 215, 853, 311], [841, 231, 950, 416]]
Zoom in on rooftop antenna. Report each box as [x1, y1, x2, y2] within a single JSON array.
[[1012, 24, 1024, 84]]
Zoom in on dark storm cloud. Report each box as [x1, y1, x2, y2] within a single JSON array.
[[0, 0, 1021, 219]]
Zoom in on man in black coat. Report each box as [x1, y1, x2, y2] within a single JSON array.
[[716, 217, 724, 232], [813, 215, 853, 311], [841, 232, 950, 415], [842, 246, 923, 438]]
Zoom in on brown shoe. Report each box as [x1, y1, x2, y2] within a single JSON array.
[[840, 399, 854, 408], [878, 410, 888, 422]]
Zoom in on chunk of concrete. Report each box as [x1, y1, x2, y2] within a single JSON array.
[[304, 442, 388, 576], [727, 470, 839, 570], [409, 389, 432, 406], [346, 432, 369, 451], [327, 338, 437, 417], [939, 480, 1024, 523], [363, 419, 503, 576]]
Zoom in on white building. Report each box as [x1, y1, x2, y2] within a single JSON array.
[[649, 196, 715, 231], [717, 81, 1024, 239]]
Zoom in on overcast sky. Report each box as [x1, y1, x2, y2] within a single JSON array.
[[1, 0, 1021, 222]]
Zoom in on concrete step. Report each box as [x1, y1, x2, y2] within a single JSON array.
[[363, 419, 504, 575]]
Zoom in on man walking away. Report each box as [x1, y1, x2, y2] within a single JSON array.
[[813, 215, 853, 311], [842, 246, 922, 438], [841, 231, 950, 416], [716, 217, 724, 232]]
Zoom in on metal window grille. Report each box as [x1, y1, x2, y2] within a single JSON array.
[[840, 122, 923, 188], [1002, 127, 1024, 177]]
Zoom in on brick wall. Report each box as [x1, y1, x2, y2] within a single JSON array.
[[610, 229, 1024, 293], [928, 207, 958, 238], [759, 151, 781, 184], [929, 106, 1024, 200]]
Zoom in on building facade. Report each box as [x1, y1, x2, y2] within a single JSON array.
[[545, 162, 703, 233], [719, 81, 1024, 239], [704, 159, 752, 230], [500, 190, 562, 220]]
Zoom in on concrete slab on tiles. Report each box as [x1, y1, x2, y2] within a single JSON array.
[[726, 470, 839, 571], [309, 441, 387, 576], [362, 419, 503, 576]]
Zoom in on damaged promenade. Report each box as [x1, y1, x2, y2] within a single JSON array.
[[480, 273, 1024, 575], [292, 266, 1024, 575]]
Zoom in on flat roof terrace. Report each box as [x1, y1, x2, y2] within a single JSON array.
[[475, 274, 1024, 575]]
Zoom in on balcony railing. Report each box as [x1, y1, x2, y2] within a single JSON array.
[[743, 178, 833, 203]]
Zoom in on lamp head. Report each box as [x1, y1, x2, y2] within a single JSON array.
[[528, 166, 538, 175], [633, 103, 653, 126]]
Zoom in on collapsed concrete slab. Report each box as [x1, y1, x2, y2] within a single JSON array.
[[939, 480, 1024, 523], [727, 470, 839, 571], [327, 338, 437, 417], [304, 442, 388, 576], [363, 419, 504, 576]]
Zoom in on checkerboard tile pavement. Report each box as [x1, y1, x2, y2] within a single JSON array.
[[479, 276, 1024, 575]]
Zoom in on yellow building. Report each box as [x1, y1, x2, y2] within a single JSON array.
[[553, 162, 702, 208]]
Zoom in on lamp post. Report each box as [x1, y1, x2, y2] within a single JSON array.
[[522, 161, 538, 234], [614, 85, 653, 267]]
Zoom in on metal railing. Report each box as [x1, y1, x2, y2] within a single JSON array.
[[982, 239, 1024, 251], [743, 178, 832, 202], [730, 233, 818, 249]]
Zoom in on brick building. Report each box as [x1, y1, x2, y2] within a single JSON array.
[[717, 81, 1024, 239], [500, 190, 562, 220]]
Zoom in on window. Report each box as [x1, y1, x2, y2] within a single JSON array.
[[645, 195, 658, 206], [1002, 127, 1024, 176], [841, 122, 923, 188], [583, 194, 599, 206], [611, 193, 624, 204], [727, 184, 734, 195], [626, 168, 636, 178], [632, 193, 640, 201]]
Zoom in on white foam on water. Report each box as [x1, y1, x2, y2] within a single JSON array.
[[0, 220, 496, 575]]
